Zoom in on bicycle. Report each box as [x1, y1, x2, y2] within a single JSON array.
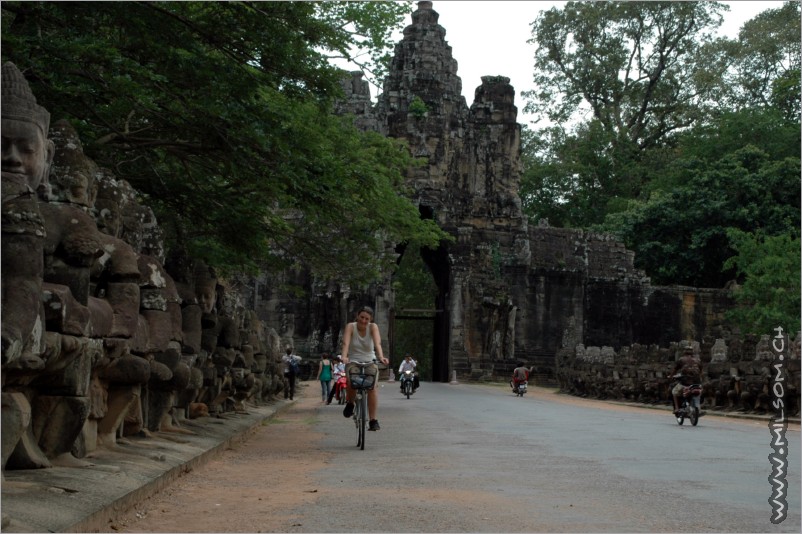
[[347, 360, 377, 450]]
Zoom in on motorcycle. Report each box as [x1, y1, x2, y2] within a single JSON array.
[[673, 375, 702, 426], [400, 369, 416, 399], [333, 374, 348, 405], [511, 380, 527, 397]]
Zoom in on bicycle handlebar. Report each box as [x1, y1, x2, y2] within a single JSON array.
[[348, 359, 377, 366]]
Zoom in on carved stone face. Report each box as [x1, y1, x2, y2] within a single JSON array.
[[1, 117, 54, 196], [93, 170, 125, 238], [60, 170, 92, 205], [94, 198, 123, 237], [196, 281, 216, 314], [48, 120, 98, 207]]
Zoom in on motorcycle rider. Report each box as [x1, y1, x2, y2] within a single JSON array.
[[398, 353, 419, 391], [511, 362, 531, 393], [671, 346, 703, 416]]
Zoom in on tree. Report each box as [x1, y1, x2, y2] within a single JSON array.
[[723, 229, 801, 336], [524, 1, 727, 152], [521, 1, 800, 270], [598, 143, 800, 287], [520, 123, 606, 227], [2, 1, 444, 285], [720, 1, 801, 112], [520, 1, 732, 228]]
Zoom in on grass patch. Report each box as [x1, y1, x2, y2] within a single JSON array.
[[263, 418, 288, 425], [262, 416, 319, 426]]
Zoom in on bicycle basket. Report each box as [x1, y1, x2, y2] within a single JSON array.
[[348, 367, 377, 390]]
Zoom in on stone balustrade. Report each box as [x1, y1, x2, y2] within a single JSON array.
[[555, 334, 801, 417]]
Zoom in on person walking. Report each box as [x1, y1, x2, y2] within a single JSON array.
[[282, 347, 302, 400], [341, 306, 389, 431], [316, 353, 333, 404]]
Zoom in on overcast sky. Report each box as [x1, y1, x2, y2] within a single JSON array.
[[356, 0, 785, 126]]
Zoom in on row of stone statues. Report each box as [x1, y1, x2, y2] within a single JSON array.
[[556, 334, 801, 416], [1, 61, 287, 472]]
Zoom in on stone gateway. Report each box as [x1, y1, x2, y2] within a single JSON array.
[[251, 2, 798, 403]]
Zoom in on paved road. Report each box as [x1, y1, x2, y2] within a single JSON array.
[[301, 381, 800, 532]]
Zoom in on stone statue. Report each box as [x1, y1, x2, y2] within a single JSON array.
[[2, 62, 55, 471], [1, 63, 219, 472], [8, 87, 117, 468], [1, 61, 53, 369]]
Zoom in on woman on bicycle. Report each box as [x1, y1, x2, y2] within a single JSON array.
[[340, 306, 389, 431]]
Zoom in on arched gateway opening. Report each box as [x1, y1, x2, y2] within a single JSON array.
[[389, 210, 451, 383]]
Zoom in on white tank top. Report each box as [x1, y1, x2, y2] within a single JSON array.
[[348, 322, 375, 362]]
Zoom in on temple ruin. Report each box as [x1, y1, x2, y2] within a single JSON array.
[[2, 1, 799, 483], [251, 0, 799, 392]]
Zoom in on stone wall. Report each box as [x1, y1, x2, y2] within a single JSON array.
[[555, 333, 801, 417]]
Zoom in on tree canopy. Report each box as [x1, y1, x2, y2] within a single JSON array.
[[720, 1, 801, 113], [598, 142, 800, 287], [521, 1, 800, 334], [524, 1, 728, 151], [2, 0, 448, 285]]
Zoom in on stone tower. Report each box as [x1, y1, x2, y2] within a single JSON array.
[[374, 1, 531, 379]]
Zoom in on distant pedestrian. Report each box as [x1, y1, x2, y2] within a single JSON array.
[[282, 347, 302, 400], [316, 353, 333, 403]]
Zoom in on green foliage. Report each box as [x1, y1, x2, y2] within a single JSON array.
[[598, 144, 800, 287], [770, 68, 801, 123], [1, 1, 447, 285], [673, 108, 800, 169], [311, 0, 414, 88], [519, 2, 737, 229], [723, 230, 801, 335], [520, 122, 636, 228], [408, 95, 428, 118], [719, 1, 801, 111]]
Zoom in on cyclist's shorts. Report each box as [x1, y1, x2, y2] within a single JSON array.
[[346, 362, 378, 390]]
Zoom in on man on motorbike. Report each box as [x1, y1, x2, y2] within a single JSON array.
[[671, 346, 703, 416], [511, 362, 531, 393], [398, 353, 419, 391]]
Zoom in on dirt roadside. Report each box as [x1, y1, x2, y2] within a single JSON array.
[[111, 388, 332, 533]]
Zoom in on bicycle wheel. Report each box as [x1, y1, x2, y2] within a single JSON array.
[[358, 392, 367, 450], [354, 393, 363, 448]]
